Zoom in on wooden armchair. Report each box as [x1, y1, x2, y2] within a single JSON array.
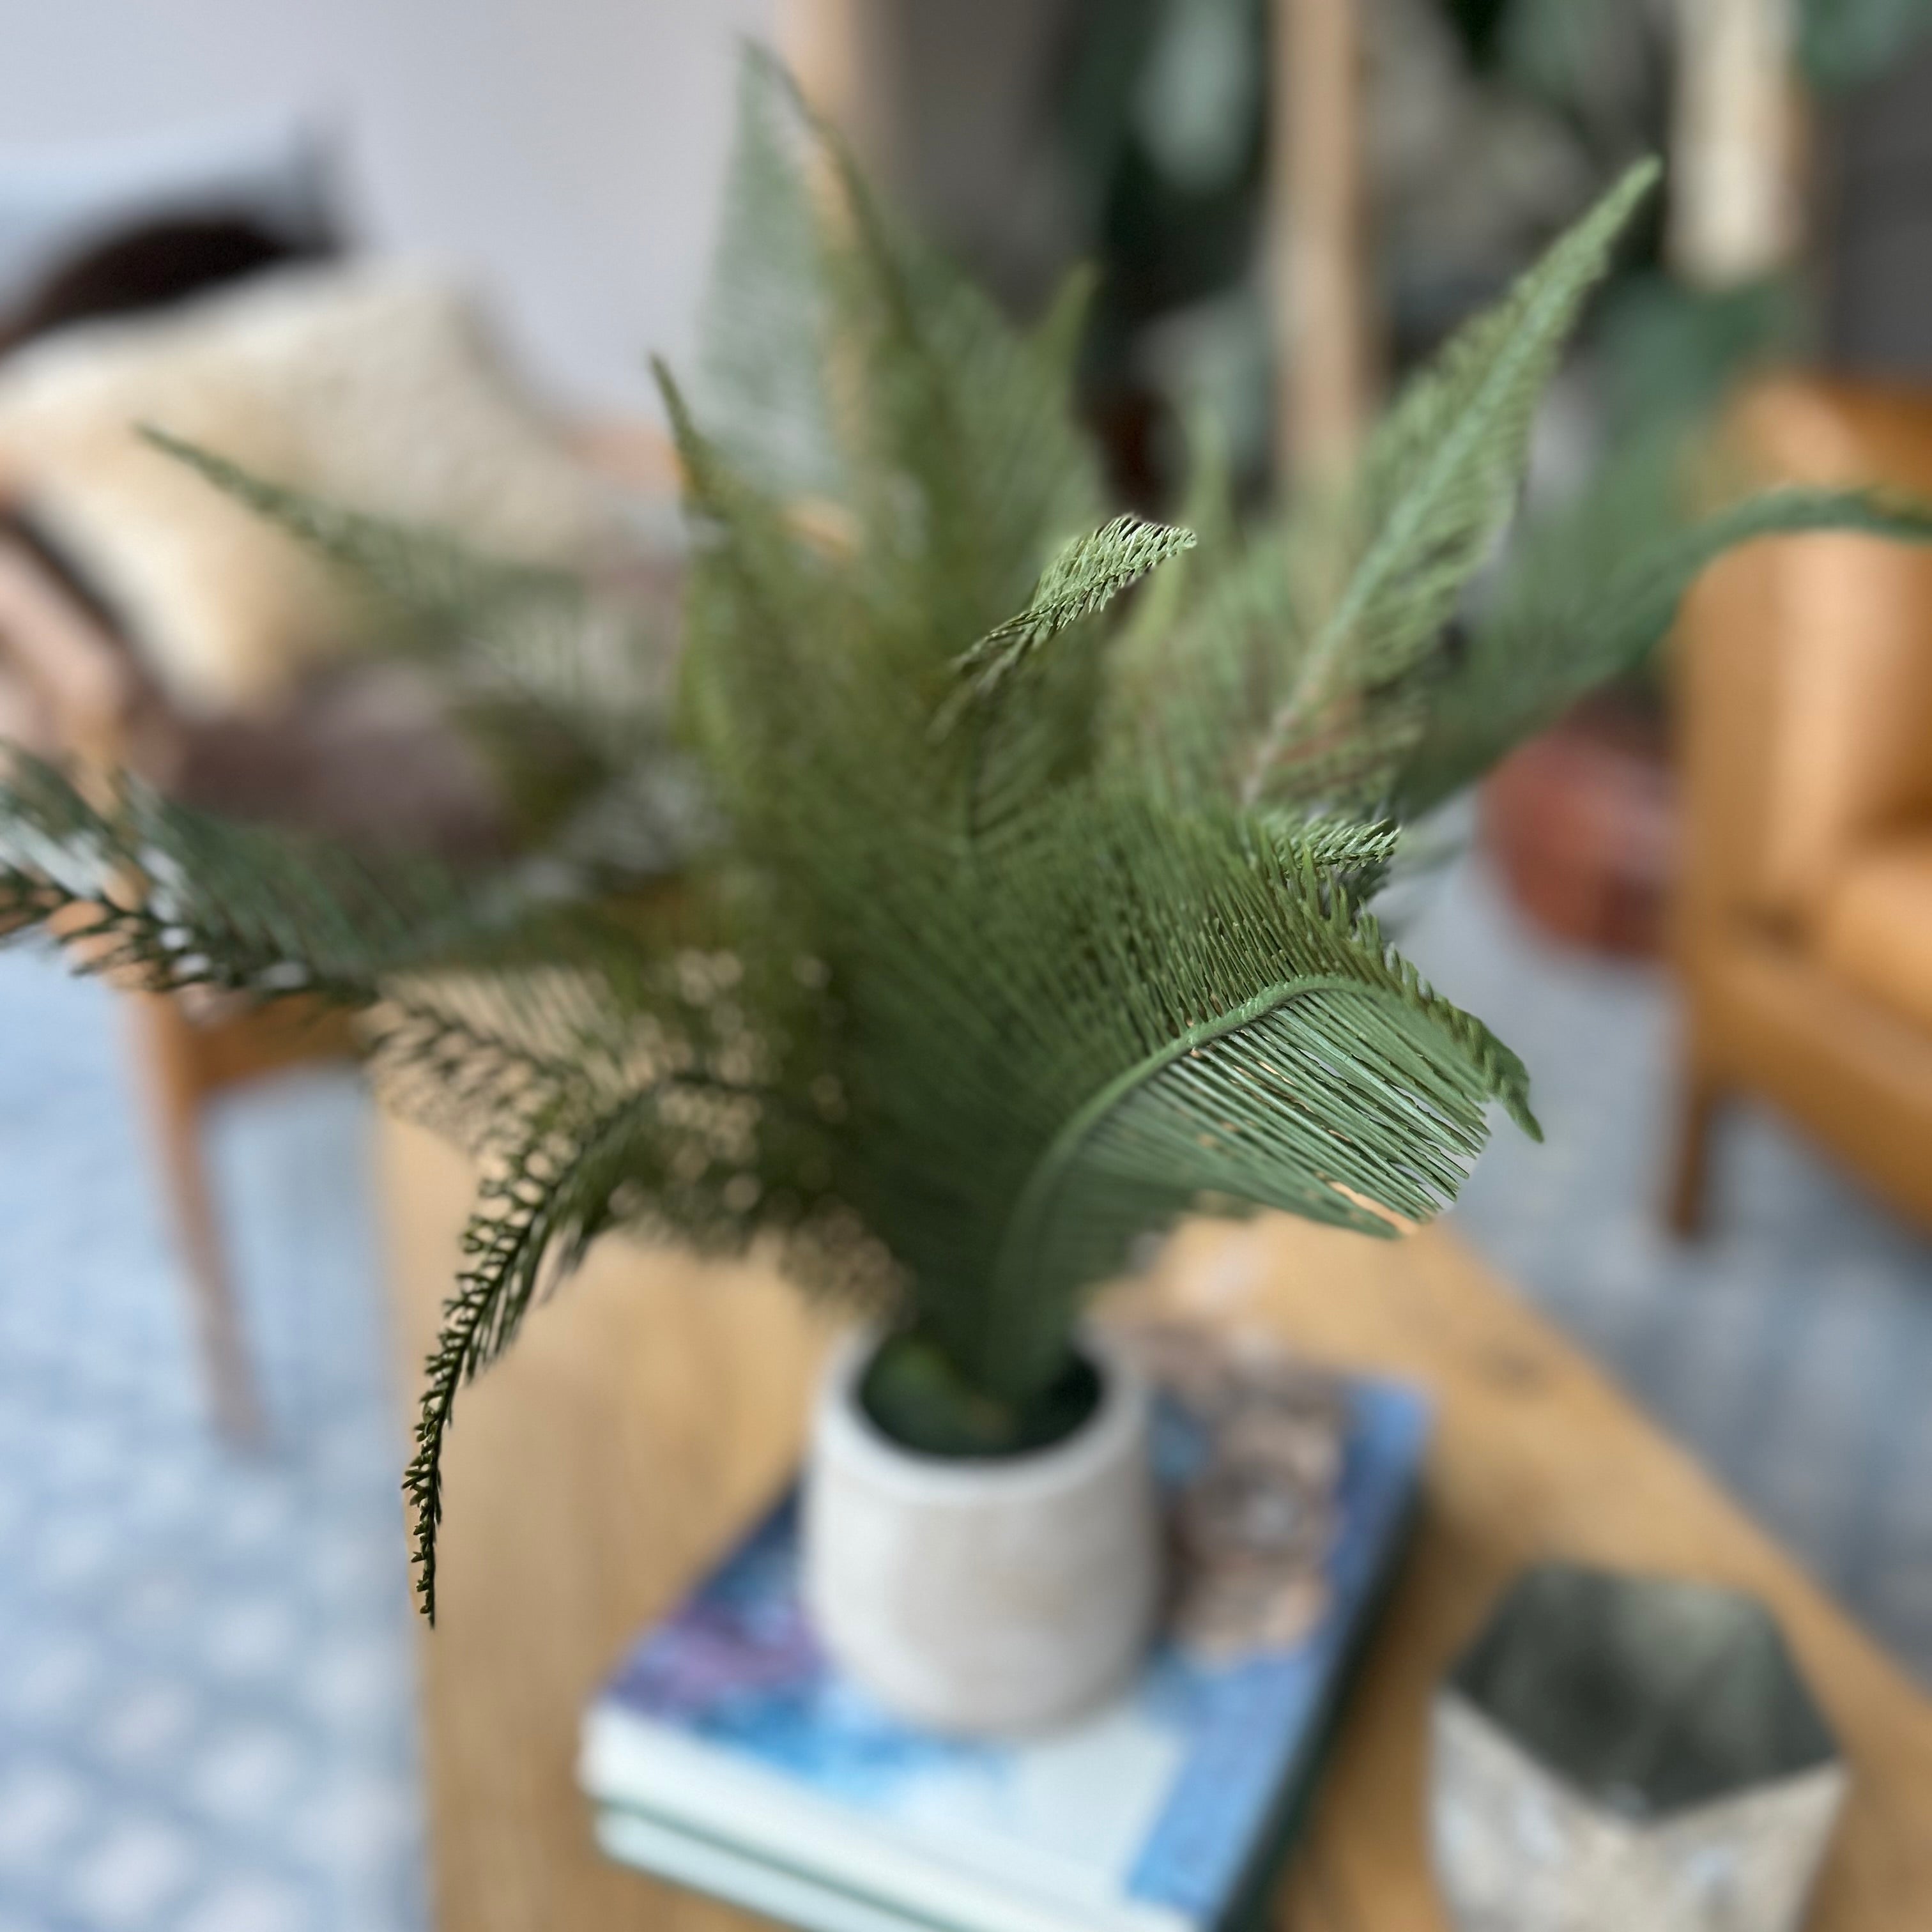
[[1669, 376, 1932, 1239], [0, 413, 678, 1443], [0, 518, 359, 1441]]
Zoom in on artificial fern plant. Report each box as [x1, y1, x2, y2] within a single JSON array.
[[6, 54, 1931, 1623]]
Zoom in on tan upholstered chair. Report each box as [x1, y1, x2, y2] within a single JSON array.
[[1669, 376, 1932, 1238]]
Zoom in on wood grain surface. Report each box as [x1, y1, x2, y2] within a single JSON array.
[[378, 1112, 1932, 1931]]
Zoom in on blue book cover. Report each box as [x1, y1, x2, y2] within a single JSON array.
[[583, 1337, 1429, 1932]]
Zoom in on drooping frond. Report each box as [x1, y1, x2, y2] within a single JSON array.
[[371, 972, 627, 1156], [404, 1086, 667, 1620], [383, 939, 850, 1618], [990, 981, 1511, 1374]]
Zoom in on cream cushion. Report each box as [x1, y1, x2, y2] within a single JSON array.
[[0, 261, 622, 713], [1813, 830, 1932, 1036]]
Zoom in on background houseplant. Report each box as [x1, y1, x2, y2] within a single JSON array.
[[3, 54, 1927, 1728]]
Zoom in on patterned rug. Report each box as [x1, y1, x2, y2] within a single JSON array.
[[1, 852, 1928, 1928]]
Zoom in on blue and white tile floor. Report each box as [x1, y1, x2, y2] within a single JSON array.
[[1, 850, 1929, 1927], [0, 944, 423, 1932]]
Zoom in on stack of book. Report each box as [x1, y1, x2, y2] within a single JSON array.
[[580, 1331, 1429, 1932]]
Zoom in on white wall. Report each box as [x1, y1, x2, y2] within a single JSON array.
[[0, 0, 776, 415]]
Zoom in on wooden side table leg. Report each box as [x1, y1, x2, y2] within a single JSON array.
[[1666, 1056, 1723, 1239], [126, 993, 268, 1445]]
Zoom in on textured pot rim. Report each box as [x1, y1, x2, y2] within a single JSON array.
[[812, 1325, 1149, 1506], [1432, 1688, 1851, 1827]]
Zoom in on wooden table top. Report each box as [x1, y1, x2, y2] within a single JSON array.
[[378, 1112, 1932, 1932]]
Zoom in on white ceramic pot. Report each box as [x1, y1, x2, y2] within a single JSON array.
[[802, 1328, 1163, 1736]]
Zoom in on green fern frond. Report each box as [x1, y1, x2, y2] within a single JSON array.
[[402, 1044, 835, 1624], [0, 754, 666, 1027], [758, 49, 1100, 631], [1108, 407, 1239, 701], [654, 356, 863, 849], [784, 781, 1533, 1400], [934, 516, 1196, 832], [1399, 469, 1932, 813], [141, 428, 690, 867], [694, 48, 845, 501], [404, 1087, 654, 1621], [369, 979, 617, 1154], [390, 939, 851, 1616], [1216, 161, 1659, 811], [24, 57, 1830, 1611], [948, 516, 1197, 709], [1271, 813, 1404, 885], [141, 428, 583, 635], [401, 1050, 845, 1619], [1252, 159, 1659, 784], [1104, 523, 1308, 806], [0, 755, 470, 1002], [988, 980, 1510, 1386]]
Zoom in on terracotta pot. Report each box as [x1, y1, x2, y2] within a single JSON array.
[[1480, 694, 1676, 957], [801, 1330, 1162, 1736]]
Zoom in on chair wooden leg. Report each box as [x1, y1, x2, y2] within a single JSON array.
[[1666, 1059, 1723, 1239], [126, 993, 267, 1445]]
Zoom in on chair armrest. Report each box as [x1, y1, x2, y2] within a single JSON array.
[[1673, 376, 1932, 948]]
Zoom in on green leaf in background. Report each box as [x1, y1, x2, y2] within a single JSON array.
[[1798, 0, 1932, 91]]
